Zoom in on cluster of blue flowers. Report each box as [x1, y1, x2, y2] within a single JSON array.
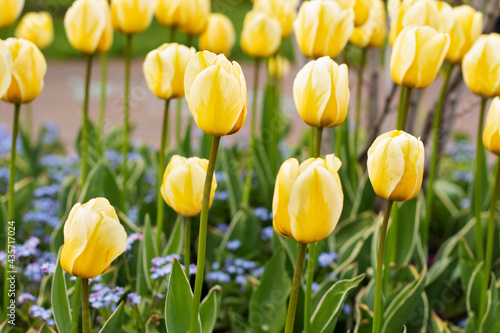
[[0, 124, 21, 158], [207, 257, 263, 289], [89, 284, 125, 310], [317, 251, 338, 268], [29, 305, 55, 326], [150, 254, 195, 280]]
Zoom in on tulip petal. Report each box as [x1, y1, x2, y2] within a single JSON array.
[[184, 50, 218, 98], [0, 41, 12, 98], [390, 27, 416, 87], [272, 158, 299, 239]]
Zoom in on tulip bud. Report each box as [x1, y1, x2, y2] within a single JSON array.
[[254, 0, 297, 38], [161, 155, 217, 217], [483, 98, 500, 155], [350, 0, 387, 48], [1, 38, 47, 104], [0, 41, 13, 98], [65, 0, 113, 55], [143, 43, 196, 99], [184, 51, 247, 136], [155, 0, 188, 28], [352, 0, 370, 27], [199, 13, 235, 57], [367, 130, 424, 202], [273, 154, 344, 244], [268, 55, 290, 80], [241, 11, 281, 58], [179, 0, 210, 36], [111, 0, 155, 35], [294, 0, 354, 59], [61, 198, 128, 279], [293, 56, 349, 128], [0, 0, 24, 28], [15, 12, 54, 50], [390, 26, 449, 89], [446, 5, 483, 64], [462, 33, 500, 99]]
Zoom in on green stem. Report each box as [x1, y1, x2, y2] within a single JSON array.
[[81, 55, 93, 187], [242, 58, 261, 206], [309, 127, 315, 157], [396, 87, 412, 131], [70, 278, 82, 333], [474, 97, 488, 262], [354, 48, 367, 157], [424, 65, 453, 248], [188, 136, 221, 333], [170, 26, 176, 42], [81, 278, 90, 333], [185, 216, 192, 278], [304, 242, 316, 333], [335, 124, 343, 159], [284, 242, 307, 333], [372, 200, 394, 333], [121, 34, 133, 211], [176, 98, 182, 153], [314, 127, 323, 158], [98, 52, 108, 155], [156, 99, 170, 253]]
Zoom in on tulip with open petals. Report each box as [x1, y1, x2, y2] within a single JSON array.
[[241, 11, 281, 58], [446, 5, 483, 64], [483, 98, 500, 155], [111, 0, 155, 34], [15, 12, 54, 50], [0, 41, 13, 99], [0, 0, 24, 28], [199, 13, 235, 57]]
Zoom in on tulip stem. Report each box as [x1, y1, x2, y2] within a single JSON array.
[[304, 242, 316, 333], [82, 54, 93, 187], [284, 242, 307, 333], [423, 64, 453, 248], [354, 48, 367, 157], [372, 200, 394, 333], [81, 278, 90, 333], [314, 127, 323, 158], [98, 52, 108, 156], [70, 278, 82, 333], [335, 125, 343, 159], [176, 99, 182, 153], [121, 34, 133, 211], [479, 155, 500, 321], [242, 57, 261, 206], [396, 87, 412, 131], [157, 98, 171, 253], [189, 136, 221, 333], [185, 216, 191, 278]]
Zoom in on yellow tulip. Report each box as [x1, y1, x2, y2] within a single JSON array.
[[268, 54, 290, 80], [155, 0, 188, 28], [483, 98, 500, 155], [15, 12, 54, 50], [352, 0, 370, 27], [60, 198, 128, 279], [161, 155, 217, 217], [367, 130, 424, 202], [390, 26, 450, 89], [1, 38, 47, 104], [0, 0, 24, 28], [446, 5, 483, 64], [199, 13, 235, 57], [184, 51, 247, 136], [293, 56, 349, 128], [143, 43, 196, 99], [179, 0, 210, 36], [254, 0, 297, 38], [241, 11, 282, 58], [350, 0, 386, 48], [0, 41, 13, 99], [462, 33, 500, 99], [111, 0, 155, 35], [294, 0, 354, 59], [273, 154, 344, 244], [64, 0, 113, 55]]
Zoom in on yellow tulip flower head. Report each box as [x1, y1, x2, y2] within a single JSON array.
[[352, 0, 370, 27], [367, 130, 424, 202], [15, 12, 54, 50], [0, 41, 13, 99], [254, 0, 297, 38], [446, 5, 483, 64], [161, 155, 217, 217], [273, 154, 344, 244], [390, 26, 450, 89], [179, 0, 210, 36], [350, 0, 386, 48], [111, 0, 156, 35], [268, 54, 290, 80], [143, 43, 196, 99], [483, 98, 500, 155], [199, 13, 235, 57], [155, 0, 189, 28], [184, 51, 247, 137], [294, 0, 354, 59], [0, 0, 24, 28], [462, 33, 500, 99], [64, 0, 113, 55], [61, 198, 128, 279], [293, 56, 349, 128], [1, 38, 47, 104], [241, 11, 282, 58]]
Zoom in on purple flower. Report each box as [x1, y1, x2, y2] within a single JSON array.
[[41, 262, 56, 275], [127, 293, 142, 305], [29, 305, 53, 323], [126, 233, 143, 251], [18, 293, 36, 304]]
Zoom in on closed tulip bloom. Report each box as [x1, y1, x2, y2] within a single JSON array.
[[293, 56, 349, 128], [294, 0, 354, 59], [199, 13, 235, 57], [462, 34, 500, 98], [111, 0, 155, 35], [446, 5, 483, 64], [15, 12, 54, 50], [350, 0, 386, 48], [156, 0, 188, 28], [65, 0, 113, 55], [0, 0, 24, 28], [179, 0, 210, 36], [367, 130, 424, 202], [143, 43, 196, 99], [254, 0, 297, 38], [184, 51, 247, 136], [273, 154, 344, 244], [390, 26, 450, 89], [2, 38, 47, 104], [161, 155, 217, 217], [483, 98, 500, 155], [352, 0, 370, 27], [60, 198, 128, 279], [241, 11, 281, 58], [268, 54, 290, 79], [0, 41, 13, 99]]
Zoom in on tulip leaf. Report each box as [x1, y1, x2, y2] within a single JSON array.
[[163, 215, 183, 256], [430, 311, 452, 333], [39, 322, 58, 333], [221, 148, 242, 216], [142, 214, 158, 291], [181, 121, 192, 157], [350, 173, 377, 216], [51, 248, 72, 333], [310, 274, 365, 332], [424, 257, 458, 309], [353, 287, 373, 333], [465, 263, 484, 324], [260, 80, 283, 174], [78, 160, 121, 208], [254, 138, 275, 209], [100, 301, 125, 333], [459, 239, 476, 292], [200, 285, 222, 333], [14, 177, 34, 221], [146, 314, 167, 333], [218, 207, 260, 259]]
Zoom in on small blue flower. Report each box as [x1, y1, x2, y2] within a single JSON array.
[[235, 275, 247, 287], [126, 233, 143, 251], [127, 293, 142, 305], [226, 240, 242, 251], [261, 226, 274, 241], [29, 305, 53, 322], [254, 207, 272, 221], [343, 304, 352, 315], [216, 223, 229, 232], [18, 293, 36, 304], [41, 262, 56, 275], [317, 252, 338, 267], [213, 190, 229, 201], [206, 271, 231, 284], [311, 283, 320, 292]]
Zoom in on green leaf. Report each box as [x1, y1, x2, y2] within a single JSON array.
[[181, 121, 193, 157], [430, 311, 452, 333], [200, 286, 222, 333], [260, 81, 283, 174], [350, 173, 377, 216], [79, 160, 121, 208], [221, 148, 242, 217], [218, 208, 261, 259], [163, 215, 183, 256], [38, 322, 58, 333], [146, 314, 167, 333], [254, 138, 276, 208], [100, 301, 125, 333], [459, 239, 476, 292], [466, 262, 484, 321], [51, 248, 72, 333], [142, 215, 158, 291], [14, 177, 34, 219]]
